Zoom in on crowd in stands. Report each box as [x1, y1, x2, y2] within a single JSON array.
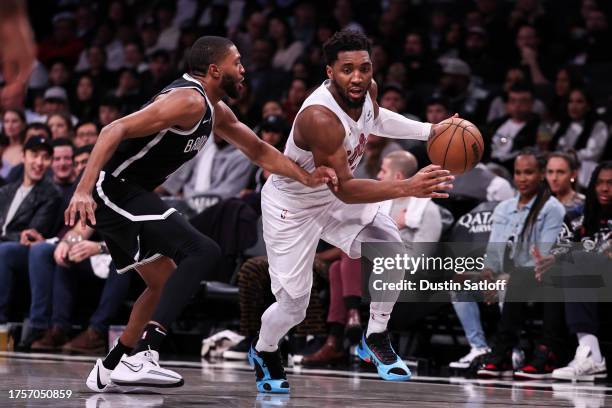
[[1, 0, 611, 381]]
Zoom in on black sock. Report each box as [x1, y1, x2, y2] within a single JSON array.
[[102, 339, 133, 370], [344, 296, 361, 311], [132, 323, 167, 354]]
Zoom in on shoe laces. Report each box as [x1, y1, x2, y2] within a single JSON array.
[[143, 347, 160, 367], [366, 331, 398, 365]]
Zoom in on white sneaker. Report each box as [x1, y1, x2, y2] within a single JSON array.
[[552, 346, 607, 382], [110, 350, 184, 388], [450, 347, 491, 369], [86, 359, 121, 393]]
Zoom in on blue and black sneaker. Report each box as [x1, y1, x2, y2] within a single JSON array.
[[357, 331, 411, 381], [248, 342, 290, 394]]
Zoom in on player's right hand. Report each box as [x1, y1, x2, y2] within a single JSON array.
[[402, 164, 454, 198], [65, 190, 97, 228]]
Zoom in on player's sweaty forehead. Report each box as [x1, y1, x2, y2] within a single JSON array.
[[333, 50, 371, 69]]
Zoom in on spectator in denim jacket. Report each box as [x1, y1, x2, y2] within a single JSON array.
[[477, 148, 565, 378]]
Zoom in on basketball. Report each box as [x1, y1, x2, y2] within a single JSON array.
[[426, 117, 484, 174]]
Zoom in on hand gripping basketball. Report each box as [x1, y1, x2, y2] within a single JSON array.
[[401, 164, 454, 199], [427, 116, 484, 174]]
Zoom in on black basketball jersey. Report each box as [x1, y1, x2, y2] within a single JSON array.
[[103, 73, 214, 191]]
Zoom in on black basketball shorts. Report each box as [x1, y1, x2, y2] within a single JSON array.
[[92, 171, 204, 273]]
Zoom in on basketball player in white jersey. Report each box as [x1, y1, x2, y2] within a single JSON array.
[[249, 29, 457, 393]]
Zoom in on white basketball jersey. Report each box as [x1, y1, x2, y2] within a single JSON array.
[[271, 80, 376, 200]]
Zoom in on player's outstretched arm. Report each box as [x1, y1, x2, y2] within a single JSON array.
[[66, 89, 205, 227], [213, 101, 338, 189], [368, 81, 458, 141], [300, 106, 454, 204]]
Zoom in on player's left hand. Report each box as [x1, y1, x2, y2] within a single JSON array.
[[431, 113, 460, 135], [305, 166, 339, 191], [65, 190, 97, 228]]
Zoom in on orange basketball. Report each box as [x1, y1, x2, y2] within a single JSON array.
[[426, 117, 483, 174]]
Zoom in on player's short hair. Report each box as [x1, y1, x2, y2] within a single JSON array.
[[188, 36, 235, 76], [385, 150, 418, 178], [323, 29, 371, 66]]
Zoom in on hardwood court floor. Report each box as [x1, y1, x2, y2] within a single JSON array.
[[0, 352, 610, 407]]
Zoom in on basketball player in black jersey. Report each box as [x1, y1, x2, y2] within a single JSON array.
[[64, 36, 337, 391]]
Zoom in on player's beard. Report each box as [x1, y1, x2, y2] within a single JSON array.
[[221, 73, 241, 99], [331, 79, 368, 109]]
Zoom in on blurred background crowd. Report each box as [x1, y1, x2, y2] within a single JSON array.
[[1, 0, 611, 380]]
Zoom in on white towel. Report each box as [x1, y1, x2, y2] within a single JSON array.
[[403, 197, 430, 229], [90, 254, 113, 279], [200, 329, 244, 358]]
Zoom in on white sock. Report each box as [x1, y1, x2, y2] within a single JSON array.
[[353, 215, 403, 339], [366, 302, 393, 337], [578, 332, 603, 363]]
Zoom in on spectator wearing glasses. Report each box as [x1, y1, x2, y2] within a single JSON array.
[[74, 121, 98, 148]]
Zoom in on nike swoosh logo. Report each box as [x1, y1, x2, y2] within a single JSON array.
[[202, 118, 211, 124], [154, 327, 166, 336], [121, 360, 143, 372], [148, 369, 181, 380], [96, 366, 105, 390]]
